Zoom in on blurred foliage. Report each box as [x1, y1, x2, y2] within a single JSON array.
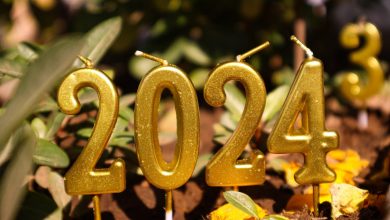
[[0, 0, 380, 219]]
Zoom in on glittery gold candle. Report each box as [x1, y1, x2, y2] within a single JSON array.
[[204, 42, 270, 188], [267, 36, 339, 216], [134, 51, 199, 220]]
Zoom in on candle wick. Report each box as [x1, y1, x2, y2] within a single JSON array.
[[135, 50, 168, 66], [78, 55, 94, 68], [237, 41, 270, 62], [290, 35, 313, 58]]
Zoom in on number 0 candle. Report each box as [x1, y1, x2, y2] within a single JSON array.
[[267, 36, 339, 216], [134, 51, 199, 220]]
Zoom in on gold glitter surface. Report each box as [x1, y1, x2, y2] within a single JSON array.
[[58, 67, 125, 195], [267, 57, 339, 185], [134, 65, 200, 190], [204, 62, 266, 187], [339, 22, 384, 101]]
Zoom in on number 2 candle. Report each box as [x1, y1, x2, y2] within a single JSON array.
[[204, 42, 270, 189], [267, 36, 339, 216], [58, 56, 126, 220]]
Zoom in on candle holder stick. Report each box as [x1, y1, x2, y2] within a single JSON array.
[[92, 195, 102, 220], [165, 190, 173, 220]]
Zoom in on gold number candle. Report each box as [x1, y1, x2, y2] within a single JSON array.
[[339, 22, 383, 101], [134, 51, 199, 220], [204, 42, 269, 188], [267, 36, 339, 216], [58, 56, 126, 220]]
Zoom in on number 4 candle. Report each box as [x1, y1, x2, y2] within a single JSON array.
[[267, 36, 339, 216]]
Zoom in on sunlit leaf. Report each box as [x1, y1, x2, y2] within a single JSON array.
[[192, 153, 212, 177], [45, 112, 66, 140], [224, 83, 245, 123], [262, 85, 289, 122], [33, 139, 69, 168], [164, 38, 186, 63], [35, 166, 51, 189], [128, 54, 159, 79], [119, 93, 136, 106], [48, 172, 71, 208], [183, 40, 211, 66], [31, 117, 47, 139], [190, 68, 210, 90], [119, 106, 134, 123], [210, 202, 267, 220], [0, 59, 25, 78], [77, 128, 92, 138], [74, 17, 122, 67], [17, 43, 39, 61], [0, 36, 85, 152], [223, 191, 260, 218]]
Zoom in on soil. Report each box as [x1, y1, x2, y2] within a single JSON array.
[[59, 97, 390, 220]]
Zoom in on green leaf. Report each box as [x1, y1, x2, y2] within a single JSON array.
[[48, 172, 71, 208], [77, 128, 92, 138], [33, 96, 59, 113], [213, 135, 230, 145], [110, 136, 133, 147], [223, 191, 259, 219], [224, 83, 245, 123], [271, 67, 294, 86], [0, 123, 36, 220], [192, 153, 212, 177], [0, 35, 85, 152], [189, 68, 210, 90], [262, 85, 289, 122], [119, 106, 134, 122], [0, 59, 25, 78], [220, 112, 237, 131], [33, 139, 69, 168], [45, 112, 66, 140], [74, 17, 122, 67], [128, 54, 159, 79], [119, 93, 136, 106], [17, 43, 39, 61], [164, 38, 186, 63], [31, 117, 47, 139], [183, 40, 211, 66]]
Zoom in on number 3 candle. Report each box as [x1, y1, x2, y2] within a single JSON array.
[[58, 56, 126, 220], [134, 51, 199, 220], [267, 36, 339, 216], [339, 22, 383, 102]]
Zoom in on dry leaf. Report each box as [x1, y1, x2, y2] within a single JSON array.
[[330, 183, 368, 218]]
